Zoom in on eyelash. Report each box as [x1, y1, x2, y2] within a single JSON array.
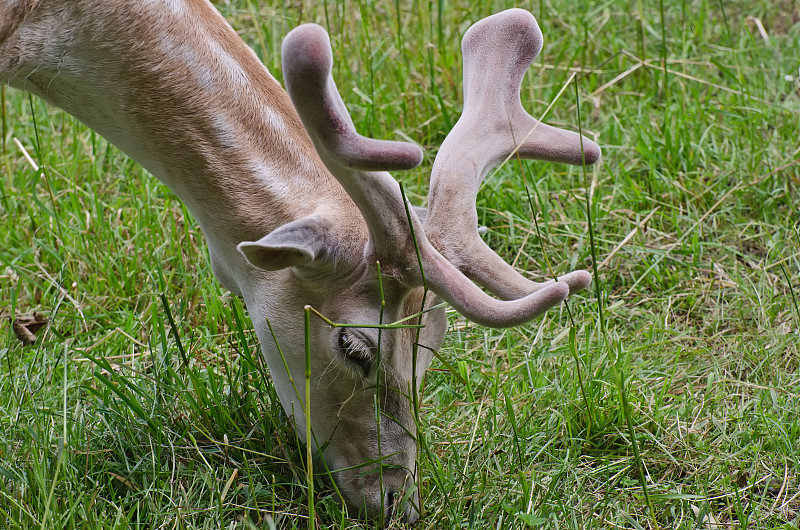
[[337, 329, 375, 375]]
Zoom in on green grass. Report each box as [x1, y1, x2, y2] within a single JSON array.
[[2, 0, 800, 528]]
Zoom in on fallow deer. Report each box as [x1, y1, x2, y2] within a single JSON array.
[[0, 0, 600, 522]]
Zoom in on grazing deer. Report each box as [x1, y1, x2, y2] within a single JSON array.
[[0, 0, 600, 522]]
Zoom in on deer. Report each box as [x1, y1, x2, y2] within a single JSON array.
[[0, 0, 600, 523]]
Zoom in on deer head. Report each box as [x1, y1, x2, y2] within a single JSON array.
[[239, 8, 600, 522]]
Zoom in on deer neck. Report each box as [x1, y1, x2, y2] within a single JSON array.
[[1, 0, 365, 291]]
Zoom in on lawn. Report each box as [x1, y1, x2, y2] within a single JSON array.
[[1, 0, 799, 528]]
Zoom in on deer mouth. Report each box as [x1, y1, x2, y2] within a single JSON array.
[[329, 461, 420, 524]]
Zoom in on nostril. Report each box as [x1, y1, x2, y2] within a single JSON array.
[[384, 490, 397, 521]]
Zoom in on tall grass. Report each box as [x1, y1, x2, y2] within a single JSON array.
[[1, 0, 799, 528]]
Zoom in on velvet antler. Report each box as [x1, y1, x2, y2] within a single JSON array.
[[424, 9, 600, 300], [281, 23, 575, 327]]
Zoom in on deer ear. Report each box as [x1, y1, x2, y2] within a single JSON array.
[[238, 216, 335, 271]]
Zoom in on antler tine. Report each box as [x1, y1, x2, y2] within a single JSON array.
[[281, 24, 424, 174], [281, 23, 577, 327], [281, 23, 426, 257], [424, 9, 600, 301]]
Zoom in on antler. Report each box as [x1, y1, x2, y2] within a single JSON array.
[[424, 9, 601, 300], [281, 23, 574, 327]]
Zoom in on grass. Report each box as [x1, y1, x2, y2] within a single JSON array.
[[1, 0, 799, 528]]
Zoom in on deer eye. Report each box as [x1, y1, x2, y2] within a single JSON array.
[[337, 329, 376, 375]]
